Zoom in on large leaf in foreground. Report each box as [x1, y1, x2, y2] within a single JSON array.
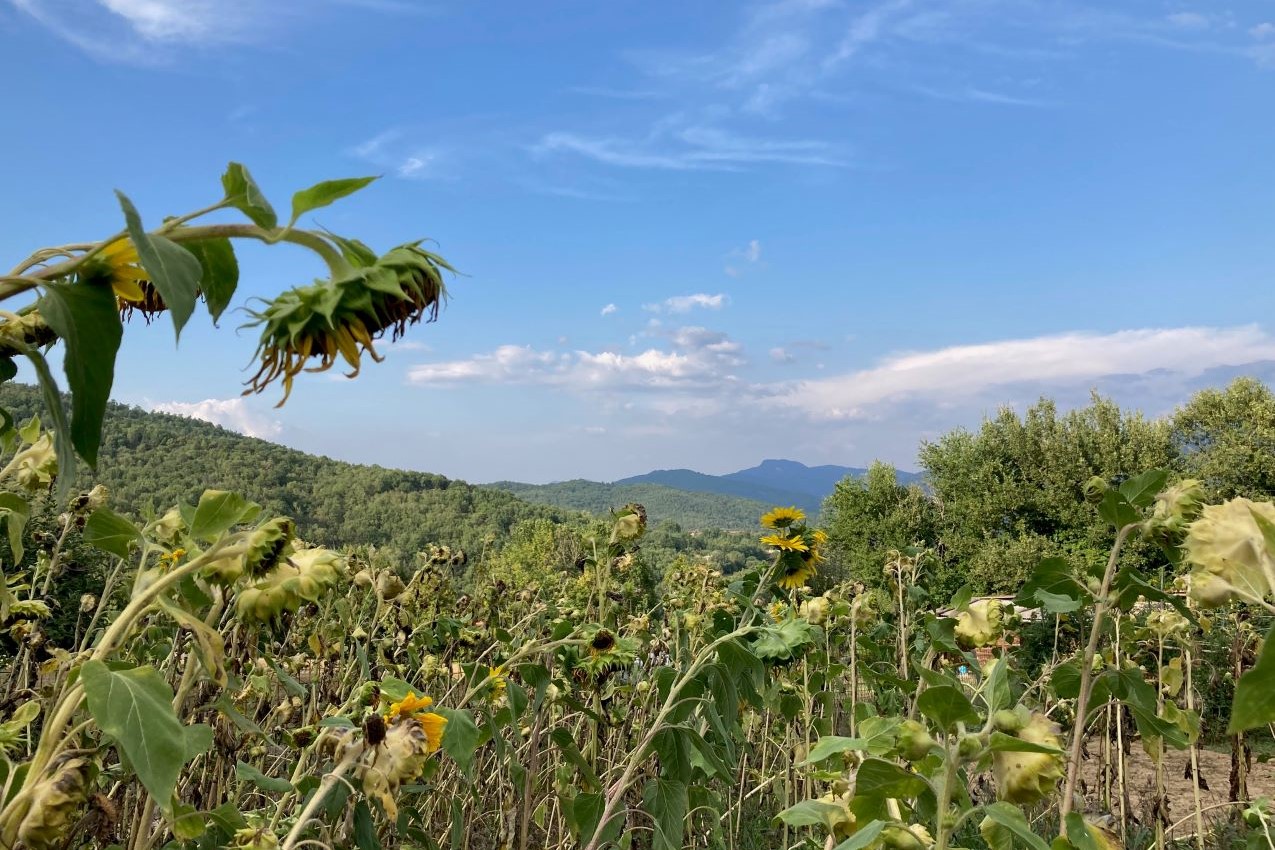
[[81, 660, 211, 805]]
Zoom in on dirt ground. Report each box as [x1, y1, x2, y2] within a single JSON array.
[[1078, 744, 1275, 839]]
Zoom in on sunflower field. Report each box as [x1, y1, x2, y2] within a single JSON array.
[[4, 170, 1275, 850]]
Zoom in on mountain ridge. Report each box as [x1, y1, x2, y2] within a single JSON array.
[[494, 459, 923, 526]]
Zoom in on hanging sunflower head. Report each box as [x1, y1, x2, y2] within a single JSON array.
[[243, 242, 450, 406], [78, 237, 164, 320], [759, 507, 825, 591]]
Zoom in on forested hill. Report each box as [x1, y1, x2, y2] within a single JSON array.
[[0, 384, 568, 558], [491, 478, 772, 530]]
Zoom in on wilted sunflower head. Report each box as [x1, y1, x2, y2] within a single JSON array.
[[243, 243, 450, 405], [575, 624, 639, 681]]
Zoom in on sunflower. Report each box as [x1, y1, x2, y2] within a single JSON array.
[[487, 666, 507, 703], [776, 553, 817, 591], [85, 238, 175, 321], [760, 533, 809, 553], [384, 691, 434, 720], [811, 529, 829, 546], [243, 242, 450, 406], [760, 506, 805, 529]]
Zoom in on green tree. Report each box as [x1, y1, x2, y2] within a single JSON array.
[[919, 394, 1174, 594], [820, 461, 937, 588], [1172, 377, 1275, 499]]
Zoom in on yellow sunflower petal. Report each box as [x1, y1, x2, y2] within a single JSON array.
[[418, 712, 448, 752], [385, 691, 434, 719], [111, 278, 146, 302]]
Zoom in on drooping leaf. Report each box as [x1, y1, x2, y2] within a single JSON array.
[[436, 707, 482, 773], [0, 492, 30, 565], [853, 757, 930, 798], [833, 821, 886, 850], [184, 239, 239, 323], [221, 163, 278, 229], [642, 778, 688, 850], [289, 176, 378, 226], [1118, 469, 1170, 508], [21, 345, 77, 500], [1016, 557, 1089, 610], [549, 727, 601, 791], [981, 802, 1051, 850], [235, 761, 293, 793], [1229, 622, 1275, 733], [802, 735, 868, 765], [116, 191, 201, 339], [1097, 488, 1139, 530], [84, 507, 141, 559], [916, 685, 979, 731], [80, 660, 211, 806], [190, 490, 250, 542], [37, 281, 123, 466]]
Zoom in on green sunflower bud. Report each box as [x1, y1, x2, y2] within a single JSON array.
[[896, 719, 935, 762], [958, 732, 985, 762], [1083, 476, 1109, 505], [991, 709, 1025, 733]]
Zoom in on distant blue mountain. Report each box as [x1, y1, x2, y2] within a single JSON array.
[[617, 459, 921, 517]]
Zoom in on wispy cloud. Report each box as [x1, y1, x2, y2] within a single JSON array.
[[771, 326, 1275, 420], [600, 303, 618, 316], [11, 0, 418, 61], [146, 397, 283, 439], [644, 293, 729, 313], [535, 125, 845, 172], [349, 130, 446, 180], [725, 239, 763, 276]]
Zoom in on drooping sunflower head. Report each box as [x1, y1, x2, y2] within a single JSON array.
[[243, 243, 449, 406], [760, 506, 805, 529], [775, 552, 817, 591]]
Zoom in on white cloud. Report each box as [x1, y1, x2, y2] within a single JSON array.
[[773, 326, 1275, 420], [744, 239, 762, 263], [407, 326, 745, 393], [146, 397, 282, 439], [645, 293, 729, 313], [600, 303, 618, 316], [1252, 22, 1275, 40], [770, 347, 796, 363]]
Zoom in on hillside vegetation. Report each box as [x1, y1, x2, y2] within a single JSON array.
[[490, 478, 774, 529], [0, 383, 567, 559]]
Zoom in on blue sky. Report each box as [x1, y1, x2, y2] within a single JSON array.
[[3, 0, 1274, 483]]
